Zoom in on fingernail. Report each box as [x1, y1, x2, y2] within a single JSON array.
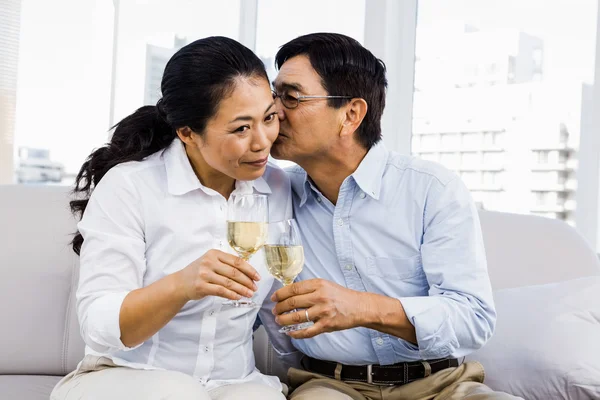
[[252, 282, 258, 291], [255, 273, 261, 281], [271, 307, 276, 315], [246, 290, 254, 298], [270, 294, 276, 302], [275, 316, 280, 324]]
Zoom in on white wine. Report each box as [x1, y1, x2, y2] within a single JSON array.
[[227, 221, 268, 259], [264, 245, 305, 285]]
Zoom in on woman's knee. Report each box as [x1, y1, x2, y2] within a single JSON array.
[[210, 383, 286, 400]]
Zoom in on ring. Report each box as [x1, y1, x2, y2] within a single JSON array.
[[305, 309, 311, 322]]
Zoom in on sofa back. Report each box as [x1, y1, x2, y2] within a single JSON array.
[[479, 210, 600, 290], [0, 185, 83, 375], [1, 185, 599, 377]]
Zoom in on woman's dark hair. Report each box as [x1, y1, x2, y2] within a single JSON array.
[[275, 33, 387, 150], [70, 36, 268, 254]]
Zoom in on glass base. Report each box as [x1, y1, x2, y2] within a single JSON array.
[[278, 321, 314, 333], [222, 298, 259, 308]]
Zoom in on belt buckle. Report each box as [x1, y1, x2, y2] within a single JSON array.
[[367, 364, 373, 384]]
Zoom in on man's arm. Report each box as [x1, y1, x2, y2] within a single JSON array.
[[273, 177, 496, 358]]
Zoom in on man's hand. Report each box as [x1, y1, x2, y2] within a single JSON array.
[[271, 278, 418, 343], [271, 278, 365, 339]]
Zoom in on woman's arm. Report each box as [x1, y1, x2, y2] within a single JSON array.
[[120, 250, 260, 348]]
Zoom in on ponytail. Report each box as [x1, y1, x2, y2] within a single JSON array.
[[70, 105, 174, 254]]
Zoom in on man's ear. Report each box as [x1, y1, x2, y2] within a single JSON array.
[[339, 98, 368, 139]]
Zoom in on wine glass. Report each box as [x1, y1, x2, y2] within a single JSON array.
[[264, 219, 314, 333], [223, 193, 268, 308]]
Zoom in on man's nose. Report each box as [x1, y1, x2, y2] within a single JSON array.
[[275, 99, 286, 121]]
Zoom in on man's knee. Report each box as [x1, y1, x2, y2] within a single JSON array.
[[289, 383, 356, 400]]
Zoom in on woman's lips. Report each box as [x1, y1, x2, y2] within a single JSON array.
[[245, 157, 268, 167]]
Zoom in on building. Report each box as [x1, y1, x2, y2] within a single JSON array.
[[0, 0, 22, 184], [412, 26, 580, 225], [143, 36, 188, 105]]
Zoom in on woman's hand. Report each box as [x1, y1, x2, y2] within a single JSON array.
[[177, 249, 261, 301]]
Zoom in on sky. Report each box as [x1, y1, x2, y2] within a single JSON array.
[[12, 0, 598, 174]]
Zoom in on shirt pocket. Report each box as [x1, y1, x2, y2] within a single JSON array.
[[365, 255, 427, 296], [365, 255, 424, 280]]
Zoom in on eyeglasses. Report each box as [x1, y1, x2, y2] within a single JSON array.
[[272, 90, 352, 109]]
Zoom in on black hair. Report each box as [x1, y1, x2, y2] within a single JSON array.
[[70, 36, 268, 254], [275, 32, 387, 149]]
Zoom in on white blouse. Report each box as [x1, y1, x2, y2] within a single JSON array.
[[76, 138, 293, 391]]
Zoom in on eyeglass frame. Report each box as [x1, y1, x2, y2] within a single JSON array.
[[272, 90, 353, 109]]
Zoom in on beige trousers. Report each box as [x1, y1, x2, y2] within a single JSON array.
[[287, 361, 522, 400], [50, 355, 286, 400]]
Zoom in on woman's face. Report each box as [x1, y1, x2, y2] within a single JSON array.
[[182, 76, 279, 182]]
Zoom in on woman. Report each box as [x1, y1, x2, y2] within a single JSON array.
[[51, 36, 291, 400]]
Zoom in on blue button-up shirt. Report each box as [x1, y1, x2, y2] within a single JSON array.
[[287, 143, 496, 365]]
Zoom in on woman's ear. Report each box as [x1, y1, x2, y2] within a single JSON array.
[[339, 98, 368, 139], [176, 126, 195, 145]]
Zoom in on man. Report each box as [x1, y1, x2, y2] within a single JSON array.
[[267, 33, 521, 400]]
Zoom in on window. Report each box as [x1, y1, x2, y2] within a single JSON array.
[[462, 132, 482, 148], [441, 133, 461, 148], [256, 0, 365, 82], [537, 151, 550, 164], [461, 171, 480, 187], [482, 151, 503, 166], [534, 191, 548, 206], [413, 0, 598, 227], [421, 134, 441, 150], [6, 0, 242, 185], [462, 152, 481, 167], [440, 152, 460, 168]]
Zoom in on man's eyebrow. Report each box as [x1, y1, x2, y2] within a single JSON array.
[[272, 81, 305, 92]]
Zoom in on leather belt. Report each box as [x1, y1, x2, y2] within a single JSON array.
[[302, 356, 459, 385]]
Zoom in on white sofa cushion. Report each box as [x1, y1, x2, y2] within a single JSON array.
[[466, 276, 600, 399], [0, 185, 84, 375], [479, 211, 600, 290]]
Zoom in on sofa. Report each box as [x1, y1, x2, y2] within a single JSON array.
[[1, 184, 599, 399]]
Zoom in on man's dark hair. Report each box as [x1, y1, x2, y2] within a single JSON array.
[[276, 33, 387, 149]]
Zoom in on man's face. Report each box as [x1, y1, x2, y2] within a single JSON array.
[[271, 55, 343, 163]]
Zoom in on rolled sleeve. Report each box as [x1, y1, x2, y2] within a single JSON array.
[[82, 291, 141, 353], [76, 167, 147, 354], [402, 177, 496, 359]]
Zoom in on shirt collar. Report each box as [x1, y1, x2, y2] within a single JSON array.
[[289, 167, 312, 208], [292, 141, 387, 207], [351, 141, 388, 200], [163, 139, 272, 196]]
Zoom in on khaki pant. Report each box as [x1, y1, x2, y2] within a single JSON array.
[[287, 361, 522, 400], [50, 355, 286, 400]]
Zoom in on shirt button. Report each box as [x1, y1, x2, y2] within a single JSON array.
[[359, 192, 366, 199], [219, 204, 223, 211], [204, 346, 210, 353], [376, 338, 384, 346], [316, 197, 322, 203], [219, 240, 223, 248], [337, 218, 344, 226], [209, 310, 215, 316], [345, 264, 353, 271]]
